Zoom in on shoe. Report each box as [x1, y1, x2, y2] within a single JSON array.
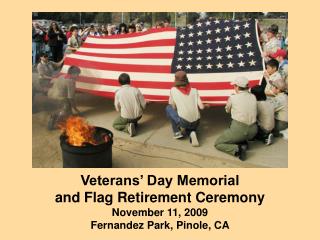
[[237, 144, 247, 161], [190, 131, 199, 147], [240, 141, 249, 151], [265, 133, 274, 146], [173, 131, 183, 139], [128, 123, 136, 137]]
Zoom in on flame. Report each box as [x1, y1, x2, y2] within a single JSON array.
[[60, 116, 96, 146]]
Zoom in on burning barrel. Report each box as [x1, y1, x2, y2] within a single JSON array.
[[59, 117, 113, 168]]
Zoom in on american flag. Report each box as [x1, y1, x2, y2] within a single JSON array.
[[61, 18, 264, 105]]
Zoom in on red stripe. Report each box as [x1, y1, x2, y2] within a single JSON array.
[[64, 57, 171, 73], [74, 51, 174, 59], [77, 88, 229, 103], [76, 76, 260, 90], [82, 39, 176, 49], [87, 27, 176, 39]]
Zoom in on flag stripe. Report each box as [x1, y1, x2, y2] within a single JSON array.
[[64, 58, 171, 73], [74, 51, 174, 59], [76, 75, 260, 90], [67, 53, 172, 65], [82, 39, 176, 49], [61, 65, 263, 83], [78, 46, 175, 54]]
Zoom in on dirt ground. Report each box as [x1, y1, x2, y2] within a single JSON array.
[[32, 109, 256, 168]]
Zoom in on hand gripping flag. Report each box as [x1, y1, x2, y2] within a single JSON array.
[[61, 18, 264, 105]]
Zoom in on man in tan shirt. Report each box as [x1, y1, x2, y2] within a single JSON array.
[[113, 73, 146, 137], [251, 85, 275, 145], [269, 78, 288, 136], [215, 76, 257, 160]]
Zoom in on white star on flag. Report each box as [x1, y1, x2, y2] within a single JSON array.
[[224, 36, 231, 41], [217, 63, 223, 68], [249, 59, 256, 66], [227, 62, 234, 68], [238, 61, 245, 67], [244, 32, 251, 38], [206, 63, 213, 69], [234, 24, 240, 30], [245, 42, 252, 48], [206, 38, 212, 44], [235, 44, 242, 49]]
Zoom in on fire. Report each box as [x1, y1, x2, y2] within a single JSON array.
[[60, 116, 97, 146]]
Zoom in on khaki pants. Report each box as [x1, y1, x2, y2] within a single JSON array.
[[215, 120, 258, 156], [113, 116, 142, 133]]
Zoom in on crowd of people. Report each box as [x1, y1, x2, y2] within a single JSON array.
[[32, 20, 170, 67], [33, 19, 288, 161]]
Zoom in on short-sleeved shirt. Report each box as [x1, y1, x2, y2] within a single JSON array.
[[66, 35, 82, 54], [264, 37, 281, 55], [271, 92, 288, 122], [279, 60, 288, 88], [265, 71, 283, 96], [257, 101, 275, 132], [114, 85, 146, 119], [169, 87, 203, 123], [225, 91, 257, 125], [52, 76, 76, 100], [37, 61, 60, 78]]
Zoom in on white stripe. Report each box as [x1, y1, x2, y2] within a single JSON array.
[[85, 31, 176, 44], [67, 54, 171, 66], [78, 46, 175, 54], [62, 65, 263, 83], [76, 82, 234, 97]]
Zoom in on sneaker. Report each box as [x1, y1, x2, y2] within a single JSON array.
[[265, 133, 274, 146], [237, 144, 247, 161], [190, 131, 199, 147], [173, 131, 183, 139], [128, 123, 136, 137]]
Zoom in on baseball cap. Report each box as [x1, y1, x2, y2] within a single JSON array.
[[271, 49, 287, 59], [231, 76, 249, 88], [270, 79, 287, 91]]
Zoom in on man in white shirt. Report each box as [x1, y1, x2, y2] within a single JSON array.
[[113, 73, 146, 137], [166, 71, 205, 147]]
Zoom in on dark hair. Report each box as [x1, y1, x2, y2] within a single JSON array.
[[70, 26, 78, 32], [128, 24, 136, 32], [39, 52, 48, 58], [251, 85, 266, 101], [266, 59, 279, 70], [49, 21, 60, 32], [268, 24, 278, 35], [67, 66, 81, 75], [118, 23, 128, 33], [238, 86, 249, 91], [118, 73, 130, 85]]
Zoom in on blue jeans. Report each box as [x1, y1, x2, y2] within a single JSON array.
[[32, 42, 37, 65], [165, 105, 199, 136]]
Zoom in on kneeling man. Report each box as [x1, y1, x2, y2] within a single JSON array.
[[166, 71, 205, 147], [215, 76, 257, 160], [113, 73, 146, 137]]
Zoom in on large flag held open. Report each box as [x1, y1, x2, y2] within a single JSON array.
[[61, 18, 264, 105]]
